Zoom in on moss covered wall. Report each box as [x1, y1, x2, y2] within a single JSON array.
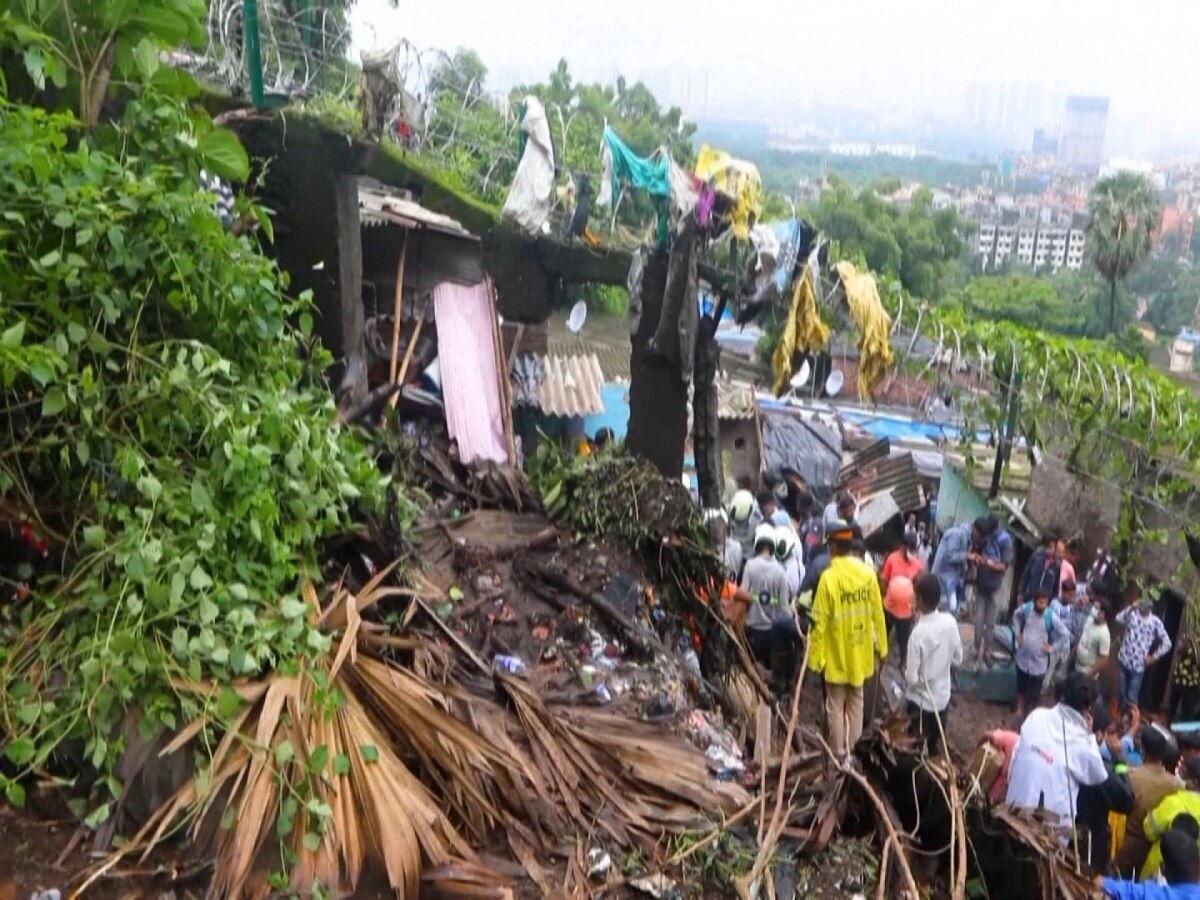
[[235, 111, 632, 329]]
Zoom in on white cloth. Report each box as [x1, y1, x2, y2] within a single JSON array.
[[1005, 704, 1108, 826], [667, 156, 698, 217], [781, 554, 805, 599], [905, 610, 963, 712], [502, 96, 555, 234]]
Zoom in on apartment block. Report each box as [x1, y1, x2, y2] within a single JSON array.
[[973, 220, 1086, 271]]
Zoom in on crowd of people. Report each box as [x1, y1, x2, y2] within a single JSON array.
[[719, 483, 1199, 896]]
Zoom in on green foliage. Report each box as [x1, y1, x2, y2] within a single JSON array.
[[1087, 172, 1162, 334], [804, 178, 970, 300], [581, 284, 629, 318], [1127, 257, 1200, 335], [0, 91, 387, 812], [420, 52, 695, 237], [949, 274, 1088, 335], [2, 0, 206, 127]]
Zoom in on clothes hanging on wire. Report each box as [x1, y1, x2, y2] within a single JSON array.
[[834, 261, 894, 399], [502, 96, 556, 234], [693, 145, 764, 240], [596, 126, 698, 247], [772, 266, 830, 396]]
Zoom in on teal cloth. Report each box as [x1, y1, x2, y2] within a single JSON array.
[[603, 126, 671, 204], [602, 126, 671, 248]]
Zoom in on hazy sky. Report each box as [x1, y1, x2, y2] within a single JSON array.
[[350, 0, 1200, 157]]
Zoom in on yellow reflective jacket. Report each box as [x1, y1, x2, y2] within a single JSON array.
[[1141, 788, 1200, 879], [808, 555, 888, 687]]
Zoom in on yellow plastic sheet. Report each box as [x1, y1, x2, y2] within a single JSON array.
[[694, 145, 764, 240], [834, 261, 893, 399], [772, 267, 830, 396]]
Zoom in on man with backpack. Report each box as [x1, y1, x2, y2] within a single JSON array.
[[969, 515, 1013, 661], [1013, 586, 1066, 719]]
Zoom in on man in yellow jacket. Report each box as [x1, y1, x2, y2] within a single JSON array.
[[808, 519, 888, 759], [1141, 755, 1200, 880]]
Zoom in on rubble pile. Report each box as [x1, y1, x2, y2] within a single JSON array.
[[69, 435, 1098, 898]]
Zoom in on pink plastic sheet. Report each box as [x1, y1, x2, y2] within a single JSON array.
[[433, 281, 509, 465]]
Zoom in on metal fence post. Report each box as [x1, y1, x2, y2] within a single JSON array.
[[243, 0, 264, 105]]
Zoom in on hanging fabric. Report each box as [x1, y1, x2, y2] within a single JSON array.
[[693, 145, 764, 240], [502, 96, 555, 235], [772, 267, 830, 396], [595, 125, 671, 207], [834, 261, 894, 399], [433, 282, 509, 465]]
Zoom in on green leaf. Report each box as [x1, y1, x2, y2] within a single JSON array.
[[0, 321, 24, 349], [38, 250, 60, 267], [41, 387, 66, 417], [308, 744, 329, 774], [303, 831, 322, 853], [275, 740, 295, 766], [333, 753, 351, 776], [22, 48, 45, 90], [130, 6, 192, 45], [360, 744, 379, 764], [150, 65, 199, 98], [189, 566, 213, 591], [196, 129, 249, 183], [280, 596, 308, 620], [67, 321, 87, 344], [5, 737, 36, 766], [82, 525, 106, 549], [448, 586, 464, 602], [298, 312, 314, 336], [133, 37, 160, 79], [5, 781, 26, 809], [84, 802, 111, 830], [252, 204, 275, 243]]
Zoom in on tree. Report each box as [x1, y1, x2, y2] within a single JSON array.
[[804, 178, 969, 301], [1086, 172, 1161, 335], [950, 274, 1087, 335]]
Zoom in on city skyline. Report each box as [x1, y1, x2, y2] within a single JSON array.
[[350, 0, 1200, 163]]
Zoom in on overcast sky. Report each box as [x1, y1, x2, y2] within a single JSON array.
[[350, 0, 1200, 157]]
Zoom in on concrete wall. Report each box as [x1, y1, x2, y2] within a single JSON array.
[[719, 418, 761, 488]]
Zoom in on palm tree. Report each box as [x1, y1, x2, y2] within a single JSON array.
[[1086, 172, 1161, 335]]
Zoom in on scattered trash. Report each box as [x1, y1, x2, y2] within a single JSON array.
[[594, 683, 612, 704], [492, 654, 527, 675], [30, 891, 61, 900], [629, 873, 680, 898], [585, 848, 611, 880]]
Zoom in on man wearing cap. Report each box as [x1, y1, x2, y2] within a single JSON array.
[[728, 489, 758, 564], [808, 519, 888, 760], [740, 523, 794, 693], [1114, 725, 1185, 877]]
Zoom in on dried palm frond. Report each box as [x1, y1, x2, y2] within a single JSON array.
[[82, 576, 739, 898]]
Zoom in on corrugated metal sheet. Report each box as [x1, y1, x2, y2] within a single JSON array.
[[842, 452, 924, 513], [359, 185, 478, 240], [433, 282, 508, 466], [839, 438, 891, 482], [510, 353, 606, 418]]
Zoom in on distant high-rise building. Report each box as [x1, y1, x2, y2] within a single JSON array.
[[1058, 96, 1109, 171], [1032, 127, 1058, 155]]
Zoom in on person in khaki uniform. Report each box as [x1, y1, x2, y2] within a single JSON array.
[[808, 519, 888, 760], [1112, 725, 1184, 878]]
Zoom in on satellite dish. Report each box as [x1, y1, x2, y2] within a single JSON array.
[[567, 300, 588, 335], [824, 369, 844, 397], [790, 360, 811, 389]]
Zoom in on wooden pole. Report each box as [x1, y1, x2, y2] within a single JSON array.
[[389, 300, 426, 412], [387, 231, 410, 388]]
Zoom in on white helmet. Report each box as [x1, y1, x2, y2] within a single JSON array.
[[774, 525, 799, 560], [754, 523, 777, 552], [729, 489, 756, 524]]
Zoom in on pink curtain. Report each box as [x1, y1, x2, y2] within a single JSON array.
[[433, 282, 508, 465]]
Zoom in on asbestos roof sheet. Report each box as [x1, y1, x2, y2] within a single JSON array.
[[717, 380, 757, 421], [358, 185, 478, 240], [512, 353, 606, 418]]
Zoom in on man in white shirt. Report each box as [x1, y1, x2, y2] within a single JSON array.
[[906, 572, 963, 754], [1005, 671, 1109, 833]]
